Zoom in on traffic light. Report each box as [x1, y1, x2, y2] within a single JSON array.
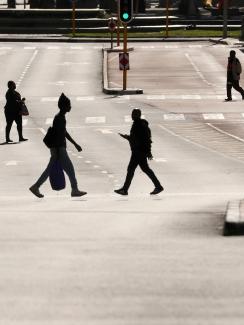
[[119, 0, 133, 24]]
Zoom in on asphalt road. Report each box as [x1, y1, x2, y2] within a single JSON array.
[[1, 42, 244, 324]]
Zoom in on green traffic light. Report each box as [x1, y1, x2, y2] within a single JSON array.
[[122, 12, 129, 20]]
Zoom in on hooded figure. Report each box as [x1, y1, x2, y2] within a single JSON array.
[[29, 93, 87, 198]]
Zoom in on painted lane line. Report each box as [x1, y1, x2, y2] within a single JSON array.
[[164, 113, 185, 121], [70, 46, 84, 50], [185, 53, 212, 87], [77, 156, 83, 159], [76, 96, 95, 101], [0, 47, 12, 50], [206, 123, 244, 144], [147, 95, 166, 100], [47, 46, 60, 50], [41, 97, 58, 102], [182, 95, 202, 100], [85, 116, 106, 124], [17, 50, 38, 86], [154, 158, 167, 162], [5, 161, 18, 166], [101, 171, 108, 174], [203, 113, 225, 120], [96, 129, 113, 134], [38, 128, 46, 135], [93, 165, 100, 168], [24, 47, 36, 50]]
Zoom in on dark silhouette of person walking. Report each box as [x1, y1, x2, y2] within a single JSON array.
[[4, 80, 28, 143], [29, 93, 87, 198], [225, 50, 244, 101], [114, 108, 163, 196]]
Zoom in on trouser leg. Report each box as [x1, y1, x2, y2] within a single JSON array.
[[123, 155, 138, 191], [139, 157, 161, 188], [15, 115, 23, 140], [232, 80, 244, 98], [57, 148, 78, 189], [5, 114, 13, 141], [34, 148, 57, 188], [226, 82, 232, 99]]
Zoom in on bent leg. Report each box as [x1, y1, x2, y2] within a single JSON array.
[[139, 156, 161, 188], [34, 148, 57, 188], [232, 80, 244, 98]]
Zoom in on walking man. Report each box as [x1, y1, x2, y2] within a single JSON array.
[[114, 109, 163, 196], [225, 50, 244, 101], [29, 93, 87, 198], [4, 80, 28, 143]]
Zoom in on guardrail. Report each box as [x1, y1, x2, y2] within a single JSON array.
[[0, 1, 29, 8]]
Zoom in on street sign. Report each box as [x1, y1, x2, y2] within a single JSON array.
[[119, 52, 129, 70], [108, 17, 117, 32], [119, 0, 133, 23]]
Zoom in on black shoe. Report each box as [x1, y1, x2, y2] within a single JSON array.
[[29, 185, 44, 198], [225, 98, 232, 101], [19, 138, 28, 142], [71, 189, 87, 197], [150, 186, 164, 195], [114, 188, 128, 196], [6, 139, 13, 143]]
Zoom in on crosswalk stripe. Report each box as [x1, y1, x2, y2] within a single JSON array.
[[0, 47, 12, 50], [85, 116, 106, 123], [147, 95, 166, 100], [76, 96, 95, 101], [70, 46, 84, 50], [47, 46, 60, 50], [202, 113, 225, 120], [182, 95, 202, 100], [41, 97, 58, 102], [24, 47, 36, 50], [164, 113, 185, 121]]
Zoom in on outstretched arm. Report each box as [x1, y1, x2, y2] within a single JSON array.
[[118, 133, 130, 140], [66, 131, 82, 152]]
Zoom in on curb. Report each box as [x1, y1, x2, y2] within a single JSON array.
[[223, 200, 244, 236], [209, 37, 244, 46], [102, 48, 143, 95]]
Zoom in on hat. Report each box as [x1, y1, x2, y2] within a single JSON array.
[[58, 93, 70, 109]]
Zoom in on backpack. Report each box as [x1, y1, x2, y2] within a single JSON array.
[[43, 127, 55, 148]]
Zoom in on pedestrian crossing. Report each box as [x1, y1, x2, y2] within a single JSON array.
[[2, 94, 237, 103], [18, 112, 244, 129], [0, 44, 228, 52]]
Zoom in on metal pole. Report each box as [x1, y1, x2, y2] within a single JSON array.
[[223, 0, 228, 38], [24, 0, 26, 9], [165, 0, 169, 38], [72, 0, 76, 37], [123, 24, 127, 91]]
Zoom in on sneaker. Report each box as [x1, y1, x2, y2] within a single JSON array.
[[150, 186, 164, 195], [71, 189, 87, 197], [114, 188, 128, 196], [19, 138, 28, 142], [225, 98, 232, 102], [29, 185, 44, 198]]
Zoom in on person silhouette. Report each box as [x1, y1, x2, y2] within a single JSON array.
[[4, 80, 28, 143], [29, 93, 87, 198], [114, 108, 164, 196], [225, 50, 244, 101]]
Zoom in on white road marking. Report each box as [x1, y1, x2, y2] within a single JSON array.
[[93, 165, 100, 168], [24, 46, 36, 50], [182, 95, 202, 100], [185, 53, 212, 86], [70, 46, 84, 50], [45, 118, 53, 125], [76, 96, 95, 101], [47, 46, 60, 50], [101, 170, 108, 174], [22, 119, 28, 126], [203, 113, 225, 120], [165, 45, 178, 49], [16, 50, 38, 87], [154, 158, 167, 162], [38, 128, 46, 135], [147, 95, 166, 100], [164, 113, 185, 121], [85, 161, 91, 164], [41, 97, 58, 102], [96, 129, 113, 134], [207, 123, 244, 143], [85, 116, 106, 124], [5, 161, 18, 166], [0, 47, 12, 50]]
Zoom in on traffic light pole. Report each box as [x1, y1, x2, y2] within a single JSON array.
[[123, 24, 127, 91], [223, 0, 228, 38]]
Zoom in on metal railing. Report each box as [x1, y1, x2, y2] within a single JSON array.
[[0, 0, 29, 8]]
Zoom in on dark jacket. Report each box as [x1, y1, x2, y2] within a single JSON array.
[[4, 89, 21, 116], [129, 119, 152, 156], [52, 113, 66, 148]]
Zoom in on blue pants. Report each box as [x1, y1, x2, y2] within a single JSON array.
[[34, 147, 78, 189]]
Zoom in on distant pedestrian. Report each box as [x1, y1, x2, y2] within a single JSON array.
[[225, 50, 244, 101], [4, 81, 28, 143], [29, 93, 87, 198], [114, 109, 163, 196]]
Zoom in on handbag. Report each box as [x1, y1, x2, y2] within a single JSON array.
[[49, 160, 66, 191], [43, 127, 55, 148], [19, 101, 29, 116]]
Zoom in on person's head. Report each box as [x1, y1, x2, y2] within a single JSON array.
[[131, 108, 141, 121], [8, 80, 16, 90], [58, 93, 71, 113], [230, 50, 236, 59]]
